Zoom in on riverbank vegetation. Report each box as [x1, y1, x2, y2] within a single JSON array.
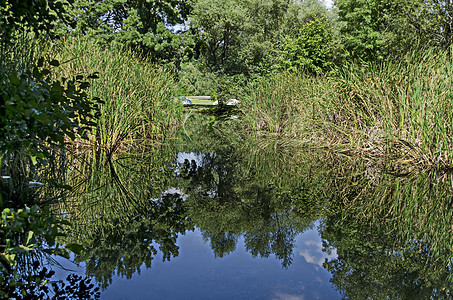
[[3, 0, 451, 170], [2, 0, 453, 297], [50, 37, 183, 153], [241, 49, 453, 172]]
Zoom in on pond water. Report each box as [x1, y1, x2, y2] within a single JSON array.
[[7, 113, 453, 299], [59, 226, 340, 299]]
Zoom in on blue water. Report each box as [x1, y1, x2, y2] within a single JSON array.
[[94, 226, 340, 299]]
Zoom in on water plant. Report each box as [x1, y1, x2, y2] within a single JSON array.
[[327, 49, 453, 170], [240, 71, 334, 139], [240, 48, 453, 171], [50, 36, 184, 155]]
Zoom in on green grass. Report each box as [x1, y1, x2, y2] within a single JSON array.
[[49, 36, 184, 154], [329, 50, 453, 170], [241, 72, 327, 138], [240, 49, 453, 171]]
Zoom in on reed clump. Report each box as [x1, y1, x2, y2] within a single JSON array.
[[49, 36, 183, 154], [241, 49, 453, 171], [330, 49, 453, 171], [241, 72, 335, 142]]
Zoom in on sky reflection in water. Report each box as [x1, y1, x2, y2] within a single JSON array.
[[99, 225, 340, 300]]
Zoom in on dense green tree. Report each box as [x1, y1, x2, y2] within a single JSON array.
[[280, 15, 334, 73], [0, 0, 71, 42], [189, 0, 291, 74], [334, 0, 453, 60], [335, 0, 401, 60], [184, 0, 339, 97], [69, 0, 195, 65], [283, 0, 332, 32], [401, 0, 453, 51], [189, 0, 250, 74]]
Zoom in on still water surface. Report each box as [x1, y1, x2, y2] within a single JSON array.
[[53, 114, 453, 299], [99, 226, 340, 299]]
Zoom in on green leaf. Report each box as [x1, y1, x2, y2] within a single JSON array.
[[30, 155, 38, 166], [26, 231, 34, 245], [8, 74, 20, 85], [4, 254, 16, 266]]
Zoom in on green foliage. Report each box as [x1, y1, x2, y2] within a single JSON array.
[[176, 61, 251, 100], [0, 59, 99, 157], [336, 0, 398, 60], [190, 0, 290, 75], [190, 0, 249, 73], [240, 71, 334, 138], [0, 0, 100, 159], [331, 49, 453, 169], [51, 36, 182, 149], [240, 48, 453, 170], [0, 205, 80, 271], [0, 0, 71, 43], [334, 0, 452, 60], [283, 0, 331, 29], [0, 1, 101, 297], [68, 0, 194, 66], [185, 0, 339, 95], [280, 16, 334, 73], [1, 260, 100, 299], [400, 0, 453, 51]]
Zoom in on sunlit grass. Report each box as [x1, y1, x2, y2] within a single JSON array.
[[331, 50, 453, 171], [49, 36, 183, 155], [241, 49, 453, 171]]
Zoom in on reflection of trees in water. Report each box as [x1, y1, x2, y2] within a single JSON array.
[[0, 149, 101, 299], [320, 169, 453, 299], [60, 145, 193, 289], [64, 116, 326, 288], [1, 254, 100, 299], [61, 114, 453, 297], [177, 137, 323, 268], [71, 191, 192, 289], [244, 222, 296, 268], [183, 120, 453, 298]]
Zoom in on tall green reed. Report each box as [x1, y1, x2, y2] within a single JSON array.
[[241, 49, 453, 170], [331, 49, 453, 169], [50, 36, 183, 154], [241, 72, 335, 141]]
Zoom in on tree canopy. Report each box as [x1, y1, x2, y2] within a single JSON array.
[[68, 0, 194, 65]]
